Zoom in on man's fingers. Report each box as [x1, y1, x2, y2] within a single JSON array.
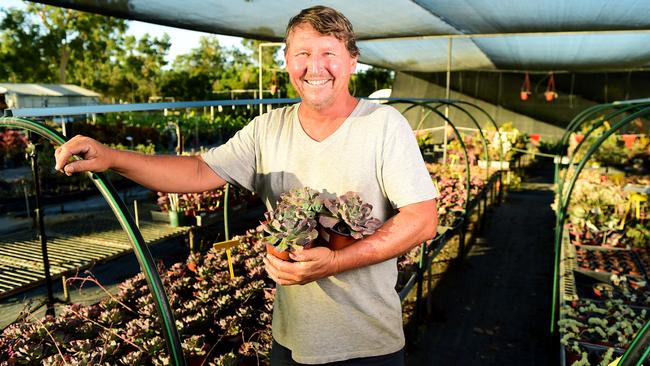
[[62, 159, 95, 176], [55, 145, 80, 171], [54, 136, 99, 174], [264, 254, 302, 285]]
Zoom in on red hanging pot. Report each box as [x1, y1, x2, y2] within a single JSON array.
[[545, 73, 557, 102], [520, 72, 531, 101], [622, 134, 637, 149], [575, 134, 585, 144], [544, 91, 557, 102]]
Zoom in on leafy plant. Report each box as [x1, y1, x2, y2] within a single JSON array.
[[259, 187, 322, 253], [318, 192, 382, 239], [0, 129, 29, 167], [156, 185, 256, 217], [0, 228, 275, 365]]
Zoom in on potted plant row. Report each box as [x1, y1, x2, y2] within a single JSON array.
[[258, 187, 382, 261], [152, 186, 258, 227], [0, 229, 276, 365], [559, 299, 649, 365]]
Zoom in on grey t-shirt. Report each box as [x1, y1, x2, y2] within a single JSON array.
[[201, 99, 438, 364]]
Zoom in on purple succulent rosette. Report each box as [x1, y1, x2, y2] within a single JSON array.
[[318, 191, 382, 240]]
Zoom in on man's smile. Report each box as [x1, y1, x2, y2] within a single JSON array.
[[303, 78, 332, 87]]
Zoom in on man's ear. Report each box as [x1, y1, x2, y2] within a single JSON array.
[[350, 56, 358, 73]]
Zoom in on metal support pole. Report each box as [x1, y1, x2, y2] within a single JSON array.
[[134, 200, 139, 229], [258, 43, 263, 116], [457, 221, 467, 266], [443, 37, 453, 164], [258, 42, 285, 117], [415, 243, 426, 320], [62, 276, 70, 303], [29, 144, 55, 316]]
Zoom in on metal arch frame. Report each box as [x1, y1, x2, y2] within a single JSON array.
[[556, 103, 646, 215], [387, 99, 471, 217], [550, 105, 650, 366], [556, 98, 650, 153], [437, 99, 508, 205], [559, 103, 616, 152], [0, 117, 186, 366], [448, 100, 505, 164], [386, 97, 507, 201], [399, 100, 491, 183], [551, 101, 650, 333], [426, 101, 491, 183]]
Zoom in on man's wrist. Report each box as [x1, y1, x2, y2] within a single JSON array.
[[331, 249, 343, 275]]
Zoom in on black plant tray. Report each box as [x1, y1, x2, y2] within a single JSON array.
[[574, 245, 648, 280], [634, 248, 650, 278], [573, 269, 650, 308]]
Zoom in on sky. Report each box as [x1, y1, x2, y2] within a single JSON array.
[[1, 0, 370, 71]]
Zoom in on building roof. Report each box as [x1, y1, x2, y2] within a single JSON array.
[[32, 0, 650, 73], [0, 83, 100, 97]]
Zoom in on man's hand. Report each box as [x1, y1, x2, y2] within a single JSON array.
[[263, 246, 340, 285], [54, 135, 113, 176]]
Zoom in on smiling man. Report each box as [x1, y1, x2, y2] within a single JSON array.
[[54, 5, 438, 366]]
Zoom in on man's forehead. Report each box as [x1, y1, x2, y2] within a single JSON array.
[[287, 25, 343, 45]]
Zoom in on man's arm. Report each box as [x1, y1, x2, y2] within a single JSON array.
[[54, 135, 226, 193], [263, 199, 438, 285]]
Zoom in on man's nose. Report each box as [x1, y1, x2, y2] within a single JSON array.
[[307, 55, 323, 73]]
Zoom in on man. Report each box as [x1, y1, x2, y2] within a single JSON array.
[[54, 6, 438, 365]]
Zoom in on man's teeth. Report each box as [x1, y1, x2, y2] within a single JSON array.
[[305, 80, 329, 85]]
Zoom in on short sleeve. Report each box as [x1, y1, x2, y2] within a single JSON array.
[[200, 118, 258, 192], [381, 109, 438, 209]]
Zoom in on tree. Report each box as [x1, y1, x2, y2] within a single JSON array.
[[350, 67, 394, 97], [111, 34, 171, 102], [0, 3, 170, 102], [0, 7, 51, 83]]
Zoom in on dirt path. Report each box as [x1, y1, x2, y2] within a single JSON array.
[[407, 163, 556, 366]]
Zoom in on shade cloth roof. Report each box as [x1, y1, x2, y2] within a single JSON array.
[[31, 0, 650, 72]]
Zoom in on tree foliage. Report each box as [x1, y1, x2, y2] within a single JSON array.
[[0, 2, 392, 103]]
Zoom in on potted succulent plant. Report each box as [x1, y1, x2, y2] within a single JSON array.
[[317, 192, 382, 250], [259, 187, 322, 260]]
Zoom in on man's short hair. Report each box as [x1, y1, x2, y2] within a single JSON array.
[[285, 5, 360, 58]]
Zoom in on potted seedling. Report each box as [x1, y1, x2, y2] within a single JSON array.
[[318, 192, 382, 250], [259, 187, 322, 261]]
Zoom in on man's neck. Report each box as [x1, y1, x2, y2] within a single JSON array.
[[298, 96, 359, 142]]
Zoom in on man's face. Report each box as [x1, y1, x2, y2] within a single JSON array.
[[285, 24, 357, 111]]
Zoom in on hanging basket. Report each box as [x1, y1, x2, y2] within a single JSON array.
[[520, 72, 532, 101], [544, 91, 558, 102], [545, 73, 557, 102]]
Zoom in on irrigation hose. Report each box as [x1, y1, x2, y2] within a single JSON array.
[[0, 117, 186, 366]]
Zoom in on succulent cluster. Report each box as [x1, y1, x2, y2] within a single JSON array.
[[561, 170, 649, 249], [0, 229, 275, 366], [560, 299, 647, 365], [259, 187, 322, 253], [319, 192, 382, 240], [426, 164, 486, 227]]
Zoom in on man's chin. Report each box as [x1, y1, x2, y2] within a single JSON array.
[[300, 95, 332, 110]]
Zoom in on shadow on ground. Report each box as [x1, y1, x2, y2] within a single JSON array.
[[406, 161, 558, 366]]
